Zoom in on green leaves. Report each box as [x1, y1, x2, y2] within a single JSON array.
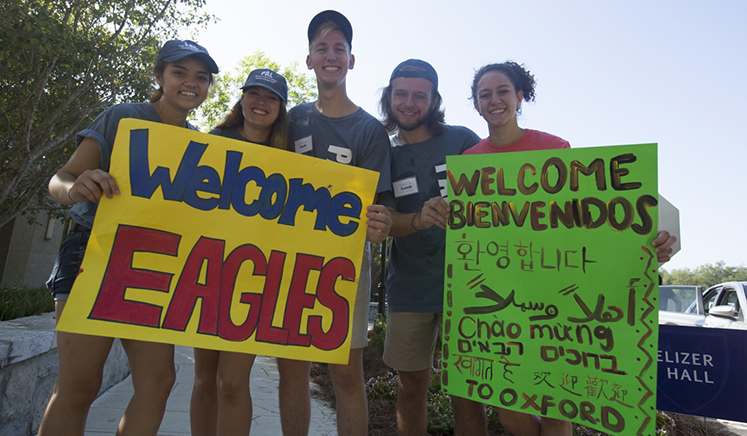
[[0, 0, 214, 228], [661, 261, 747, 288]]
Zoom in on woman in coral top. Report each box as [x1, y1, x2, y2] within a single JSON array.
[[463, 61, 676, 436], [463, 61, 569, 155]]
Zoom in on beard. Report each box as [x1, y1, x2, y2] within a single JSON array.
[[394, 112, 429, 132]]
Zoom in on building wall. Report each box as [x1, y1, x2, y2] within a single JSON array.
[[0, 212, 64, 287]]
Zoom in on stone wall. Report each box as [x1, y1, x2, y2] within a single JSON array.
[[0, 313, 130, 435]]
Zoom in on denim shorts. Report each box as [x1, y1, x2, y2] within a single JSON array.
[[46, 223, 91, 301]]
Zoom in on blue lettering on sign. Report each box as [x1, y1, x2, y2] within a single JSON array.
[[128, 128, 362, 237]]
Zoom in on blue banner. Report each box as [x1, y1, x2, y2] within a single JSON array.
[[657, 324, 747, 422]]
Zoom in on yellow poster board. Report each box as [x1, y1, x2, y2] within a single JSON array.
[[56, 119, 378, 364]]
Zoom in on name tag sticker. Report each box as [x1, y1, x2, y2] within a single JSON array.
[[295, 135, 313, 154], [393, 177, 418, 198]]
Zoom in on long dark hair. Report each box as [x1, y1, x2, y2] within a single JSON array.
[[215, 92, 289, 150]]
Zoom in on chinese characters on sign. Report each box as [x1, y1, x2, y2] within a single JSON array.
[[443, 144, 658, 435]]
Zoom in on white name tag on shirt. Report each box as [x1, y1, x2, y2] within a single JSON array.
[[393, 177, 418, 198], [294, 135, 313, 154]]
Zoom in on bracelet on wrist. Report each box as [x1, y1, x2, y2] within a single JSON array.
[[411, 212, 421, 231]]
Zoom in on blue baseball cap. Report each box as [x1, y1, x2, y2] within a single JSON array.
[[157, 40, 219, 74], [389, 59, 438, 90], [241, 69, 288, 102]]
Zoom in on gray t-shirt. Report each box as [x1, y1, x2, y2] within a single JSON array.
[[289, 102, 391, 193], [69, 102, 195, 228], [381, 125, 480, 312]]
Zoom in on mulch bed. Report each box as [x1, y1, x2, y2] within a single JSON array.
[[310, 334, 738, 436]]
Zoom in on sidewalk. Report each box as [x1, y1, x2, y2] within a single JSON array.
[[84, 345, 337, 435]]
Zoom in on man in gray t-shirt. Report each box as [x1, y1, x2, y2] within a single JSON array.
[[377, 59, 488, 436], [278, 10, 392, 436]]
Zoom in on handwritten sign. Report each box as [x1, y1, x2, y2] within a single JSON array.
[[56, 119, 378, 364], [443, 144, 658, 435]]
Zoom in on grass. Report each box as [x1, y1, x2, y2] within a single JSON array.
[[0, 284, 54, 321]]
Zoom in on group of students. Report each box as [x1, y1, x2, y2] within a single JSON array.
[[38, 9, 676, 436]]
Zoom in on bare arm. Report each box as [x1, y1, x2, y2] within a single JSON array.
[[388, 196, 450, 238], [48, 137, 119, 205]]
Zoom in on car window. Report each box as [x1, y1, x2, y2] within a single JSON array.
[[723, 289, 739, 308], [661, 286, 700, 313], [703, 286, 722, 314]]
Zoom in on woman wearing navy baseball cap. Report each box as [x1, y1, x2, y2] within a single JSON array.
[[39, 39, 218, 436], [189, 68, 290, 436]]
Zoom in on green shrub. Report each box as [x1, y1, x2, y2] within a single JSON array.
[[0, 284, 54, 321], [370, 314, 387, 357]]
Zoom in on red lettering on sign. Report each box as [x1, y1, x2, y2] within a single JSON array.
[[162, 237, 224, 333], [89, 225, 179, 326]]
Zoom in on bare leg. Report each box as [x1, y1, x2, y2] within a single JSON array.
[[38, 301, 114, 436], [117, 340, 175, 436], [191, 348, 220, 436], [497, 408, 541, 436], [539, 417, 572, 436], [277, 357, 311, 436], [452, 396, 487, 436], [396, 368, 430, 435], [328, 348, 367, 436], [215, 352, 256, 436]]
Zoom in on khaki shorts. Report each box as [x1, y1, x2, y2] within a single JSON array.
[[350, 243, 372, 349], [383, 311, 442, 371]]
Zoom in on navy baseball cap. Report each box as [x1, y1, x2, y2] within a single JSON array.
[[308, 10, 353, 48], [156, 40, 219, 74], [241, 69, 288, 102], [389, 59, 438, 90]]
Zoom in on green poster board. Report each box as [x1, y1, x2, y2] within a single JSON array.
[[443, 144, 659, 435]]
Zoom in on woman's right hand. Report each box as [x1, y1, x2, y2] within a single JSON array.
[[68, 169, 120, 204]]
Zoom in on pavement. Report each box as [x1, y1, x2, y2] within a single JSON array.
[[84, 345, 337, 435], [721, 419, 747, 436], [81, 344, 747, 436]]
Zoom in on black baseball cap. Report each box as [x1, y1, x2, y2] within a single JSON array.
[[389, 59, 438, 90], [241, 69, 288, 102], [156, 40, 219, 74], [308, 10, 353, 48]]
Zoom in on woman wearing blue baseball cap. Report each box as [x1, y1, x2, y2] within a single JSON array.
[[39, 39, 218, 436], [189, 68, 290, 436]]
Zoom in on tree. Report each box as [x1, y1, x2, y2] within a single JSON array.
[[0, 0, 213, 228], [191, 51, 317, 131], [661, 261, 747, 288]]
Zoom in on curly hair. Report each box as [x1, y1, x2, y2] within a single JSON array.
[[378, 82, 445, 136], [470, 61, 536, 114]]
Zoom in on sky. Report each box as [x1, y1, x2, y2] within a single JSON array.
[[192, 0, 747, 272]]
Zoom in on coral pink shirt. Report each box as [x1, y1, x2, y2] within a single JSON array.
[[462, 129, 570, 154]]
